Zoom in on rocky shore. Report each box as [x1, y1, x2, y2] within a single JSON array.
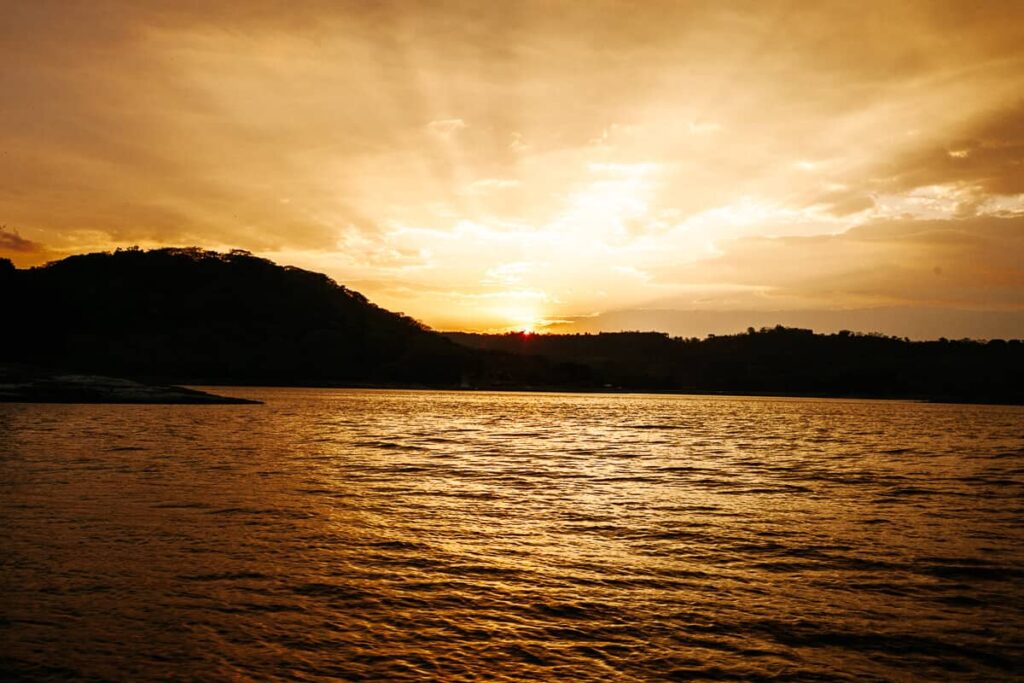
[[0, 365, 260, 404]]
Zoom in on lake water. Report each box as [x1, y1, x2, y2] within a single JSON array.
[[1, 389, 1022, 681]]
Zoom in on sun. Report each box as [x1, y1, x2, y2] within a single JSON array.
[[498, 305, 541, 334]]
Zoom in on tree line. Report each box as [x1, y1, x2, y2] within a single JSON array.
[[2, 248, 1021, 403]]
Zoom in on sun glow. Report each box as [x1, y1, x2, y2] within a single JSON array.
[[497, 305, 542, 333]]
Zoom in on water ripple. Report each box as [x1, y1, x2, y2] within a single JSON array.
[[1, 389, 1022, 680]]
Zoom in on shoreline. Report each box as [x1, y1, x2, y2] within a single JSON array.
[[0, 365, 261, 405], [183, 382, 1024, 407], [3, 365, 1017, 407]]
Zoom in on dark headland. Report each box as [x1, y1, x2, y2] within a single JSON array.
[[2, 248, 1022, 404]]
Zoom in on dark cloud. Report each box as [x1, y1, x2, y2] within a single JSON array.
[[0, 226, 55, 266], [0, 227, 41, 253]]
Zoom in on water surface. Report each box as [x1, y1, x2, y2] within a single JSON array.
[[2, 390, 1023, 680]]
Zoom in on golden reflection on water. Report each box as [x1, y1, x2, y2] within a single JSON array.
[[1, 390, 1023, 680]]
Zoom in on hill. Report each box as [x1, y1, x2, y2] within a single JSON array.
[[3, 248, 1021, 403], [446, 329, 1024, 404], [2, 248, 479, 386]]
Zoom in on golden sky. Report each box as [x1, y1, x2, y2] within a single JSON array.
[[2, 1, 1023, 337]]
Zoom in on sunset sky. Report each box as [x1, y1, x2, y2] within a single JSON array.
[[2, 1, 1023, 337]]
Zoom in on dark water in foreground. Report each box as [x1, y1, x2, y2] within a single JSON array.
[[1, 390, 1023, 681]]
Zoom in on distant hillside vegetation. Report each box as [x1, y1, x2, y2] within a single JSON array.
[[3, 248, 1021, 402], [446, 329, 1024, 404], [2, 248, 476, 385]]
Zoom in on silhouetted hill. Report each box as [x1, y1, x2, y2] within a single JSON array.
[[4, 248, 1022, 402], [3, 248, 479, 385], [446, 329, 1024, 404]]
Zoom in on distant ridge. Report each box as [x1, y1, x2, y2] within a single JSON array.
[[445, 328, 1024, 404], [3, 248, 1022, 403]]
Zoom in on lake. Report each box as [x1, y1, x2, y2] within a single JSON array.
[[2, 389, 1022, 680]]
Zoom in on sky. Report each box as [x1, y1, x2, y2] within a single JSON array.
[[2, 0, 1023, 338]]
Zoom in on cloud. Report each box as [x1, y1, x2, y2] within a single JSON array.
[[0, 227, 57, 266], [463, 177, 521, 194], [816, 191, 876, 217], [661, 216, 1024, 310], [0, 227, 40, 253], [426, 119, 467, 139], [872, 100, 1024, 200], [687, 121, 721, 135]]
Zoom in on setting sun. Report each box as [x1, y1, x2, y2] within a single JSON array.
[[495, 304, 543, 334]]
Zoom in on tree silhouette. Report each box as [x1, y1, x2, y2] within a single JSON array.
[[3, 248, 1021, 403]]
